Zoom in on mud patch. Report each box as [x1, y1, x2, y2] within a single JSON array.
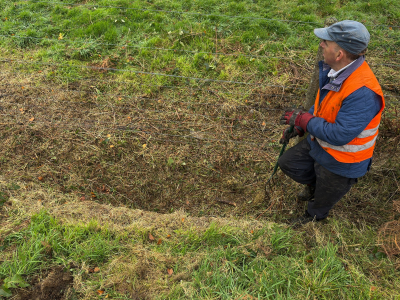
[[16, 267, 73, 300]]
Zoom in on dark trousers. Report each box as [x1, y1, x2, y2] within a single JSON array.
[[278, 138, 357, 220]]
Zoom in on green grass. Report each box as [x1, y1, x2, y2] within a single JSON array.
[[0, 212, 120, 279], [0, 0, 399, 87], [190, 245, 367, 299], [1, 210, 399, 299]]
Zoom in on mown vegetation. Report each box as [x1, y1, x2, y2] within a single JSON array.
[[1, 208, 399, 299], [0, 0, 399, 299]]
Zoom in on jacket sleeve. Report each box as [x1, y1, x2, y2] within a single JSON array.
[[308, 105, 315, 115], [306, 87, 382, 146]]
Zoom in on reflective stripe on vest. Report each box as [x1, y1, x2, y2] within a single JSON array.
[[357, 126, 379, 138], [313, 61, 385, 163], [316, 129, 377, 153]]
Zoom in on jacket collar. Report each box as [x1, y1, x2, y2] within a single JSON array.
[[321, 56, 365, 92]]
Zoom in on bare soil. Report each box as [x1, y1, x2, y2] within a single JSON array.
[[16, 267, 73, 300], [0, 72, 291, 219], [0, 62, 399, 227]]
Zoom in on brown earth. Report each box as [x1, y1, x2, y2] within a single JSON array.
[[0, 70, 293, 219], [0, 60, 399, 226], [16, 267, 73, 300]]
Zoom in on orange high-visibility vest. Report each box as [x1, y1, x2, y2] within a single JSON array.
[[313, 61, 385, 163]]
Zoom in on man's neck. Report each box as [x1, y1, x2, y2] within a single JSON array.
[[330, 58, 354, 72], [328, 59, 357, 78]]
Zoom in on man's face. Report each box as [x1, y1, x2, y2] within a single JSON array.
[[320, 39, 340, 67]]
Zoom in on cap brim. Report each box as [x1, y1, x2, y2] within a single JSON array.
[[313, 28, 332, 41]]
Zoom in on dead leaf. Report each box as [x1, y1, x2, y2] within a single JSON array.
[[260, 246, 272, 257], [167, 268, 173, 275], [218, 199, 236, 207], [100, 185, 109, 194], [29, 117, 35, 122], [58, 33, 64, 40], [91, 192, 96, 198], [94, 267, 100, 273], [157, 239, 162, 245], [306, 259, 313, 263], [370, 286, 377, 292], [40, 241, 52, 254], [149, 233, 155, 241], [79, 196, 85, 201]]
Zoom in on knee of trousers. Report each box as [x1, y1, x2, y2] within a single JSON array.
[[277, 152, 290, 173]]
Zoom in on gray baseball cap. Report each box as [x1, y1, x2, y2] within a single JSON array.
[[314, 20, 370, 55]]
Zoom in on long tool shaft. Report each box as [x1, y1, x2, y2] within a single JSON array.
[[264, 125, 294, 196]]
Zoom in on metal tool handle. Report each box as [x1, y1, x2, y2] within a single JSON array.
[[271, 125, 293, 174], [265, 125, 294, 194]]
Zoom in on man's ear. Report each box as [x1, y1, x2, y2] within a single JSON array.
[[336, 49, 345, 61]]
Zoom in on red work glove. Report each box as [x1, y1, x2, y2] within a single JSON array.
[[280, 107, 304, 126], [279, 126, 304, 144], [294, 112, 315, 132], [280, 107, 314, 132]]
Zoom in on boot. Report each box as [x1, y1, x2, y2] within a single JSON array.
[[297, 185, 315, 202], [289, 210, 316, 228]]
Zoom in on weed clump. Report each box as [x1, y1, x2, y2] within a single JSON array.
[[379, 200, 400, 257]]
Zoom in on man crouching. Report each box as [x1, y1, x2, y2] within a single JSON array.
[[278, 20, 384, 226]]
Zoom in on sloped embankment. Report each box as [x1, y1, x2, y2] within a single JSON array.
[[1, 179, 399, 299]]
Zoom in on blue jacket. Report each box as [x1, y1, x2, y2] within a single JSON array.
[[306, 56, 382, 178]]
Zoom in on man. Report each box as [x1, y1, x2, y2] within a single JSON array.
[[278, 20, 384, 226]]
